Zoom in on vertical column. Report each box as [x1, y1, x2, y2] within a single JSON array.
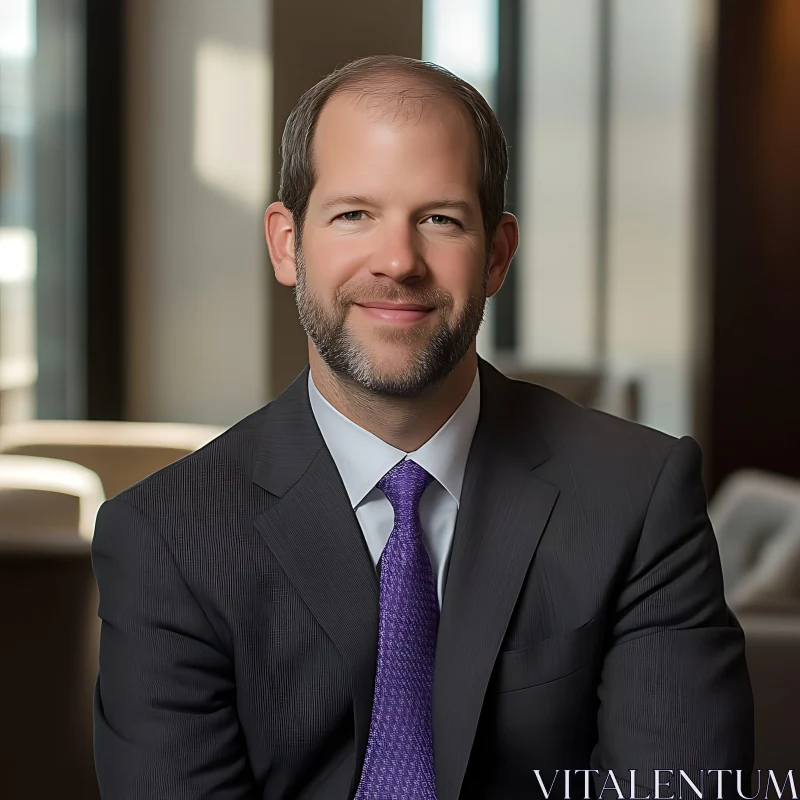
[[34, 0, 87, 420], [517, 0, 600, 368], [710, 0, 800, 488], [125, 0, 270, 424], [605, 0, 705, 436]]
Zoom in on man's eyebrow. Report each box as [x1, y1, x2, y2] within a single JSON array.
[[318, 195, 476, 215], [319, 195, 376, 212], [420, 198, 475, 215]]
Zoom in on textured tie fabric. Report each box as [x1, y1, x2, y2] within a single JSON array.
[[355, 459, 439, 799]]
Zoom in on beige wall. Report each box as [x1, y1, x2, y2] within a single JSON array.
[[125, 0, 424, 421], [605, 0, 712, 438], [125, 0, 271, 425]]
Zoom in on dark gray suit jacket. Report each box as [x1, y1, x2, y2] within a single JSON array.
[[91, 358, 753, 799]]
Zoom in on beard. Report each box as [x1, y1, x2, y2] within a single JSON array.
[[294, 247, 489, 398]]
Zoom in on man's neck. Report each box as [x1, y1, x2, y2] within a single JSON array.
[[308, 346, 478, 452]]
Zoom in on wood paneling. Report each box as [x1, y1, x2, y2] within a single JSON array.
[[711, 0, 800, 489]]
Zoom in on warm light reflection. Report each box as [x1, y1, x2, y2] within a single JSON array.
[[193, 40, 270, 211], [0, 226, 36, 283], [0, 227, 37, 420]]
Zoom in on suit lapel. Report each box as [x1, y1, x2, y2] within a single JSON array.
[[251, 368, 379, 795], [432, 359, 560, 800], [251, 361, 560, 800]]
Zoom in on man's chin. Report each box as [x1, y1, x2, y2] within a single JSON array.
[[356, 359, 422, 387], [338, 353, 434, 397]]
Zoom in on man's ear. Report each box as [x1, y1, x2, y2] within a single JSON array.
[[265, 202, 297, 287], [486, 212, 519, 299]]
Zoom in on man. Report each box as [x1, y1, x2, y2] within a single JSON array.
[[92, 56, 753, 799]]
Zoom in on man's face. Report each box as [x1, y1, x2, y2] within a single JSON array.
[[295, 89, 489, 398]]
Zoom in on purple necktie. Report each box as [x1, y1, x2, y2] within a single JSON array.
[[355, 459, 438, 799]]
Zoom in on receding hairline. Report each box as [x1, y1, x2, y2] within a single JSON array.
[[317, 70, 477, 128], [308, 71, 481, 181], [332, 65, 468, 97]]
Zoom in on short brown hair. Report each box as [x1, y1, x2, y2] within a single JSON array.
[[278, 55, 508, 251]]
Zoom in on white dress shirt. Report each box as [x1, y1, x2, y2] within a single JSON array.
[[307, 368, 481, 608]]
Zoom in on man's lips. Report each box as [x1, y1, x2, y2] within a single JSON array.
[[358, 302, 433, 311], [354, 302, 434, 323]]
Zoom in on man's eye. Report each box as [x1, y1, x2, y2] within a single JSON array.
[[428, 215, 458, 226], [340, 211, 364, 222]]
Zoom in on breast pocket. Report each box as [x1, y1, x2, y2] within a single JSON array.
[[494, 614, 605, 693]]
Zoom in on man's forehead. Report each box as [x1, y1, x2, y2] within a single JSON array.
[[316, 81, 471, 133], [307, 79, 482, 208]]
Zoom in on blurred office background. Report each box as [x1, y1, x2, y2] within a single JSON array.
[[1, 0, 799, 796]]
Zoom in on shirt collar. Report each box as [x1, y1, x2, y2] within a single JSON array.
[[307, 367, 480, 509]]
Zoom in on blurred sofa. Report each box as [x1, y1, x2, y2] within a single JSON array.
[[709, 469, 800, 772]]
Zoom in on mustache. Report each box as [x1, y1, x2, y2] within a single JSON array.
[[335, 282, 454, 309]]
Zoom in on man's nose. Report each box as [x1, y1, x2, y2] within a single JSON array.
[[370, 223, 426, 282]]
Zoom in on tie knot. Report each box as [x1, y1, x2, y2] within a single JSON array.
[[377, 459, 433, 512]]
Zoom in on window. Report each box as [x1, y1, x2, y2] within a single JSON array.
[[0, 0, 87, 422]]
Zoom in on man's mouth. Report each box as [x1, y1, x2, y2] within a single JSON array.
[[354, 302, 434, 323]]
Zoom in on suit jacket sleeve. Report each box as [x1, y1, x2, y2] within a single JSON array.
[[590, 436, 754, 798], [91, 496, 258, 799]]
